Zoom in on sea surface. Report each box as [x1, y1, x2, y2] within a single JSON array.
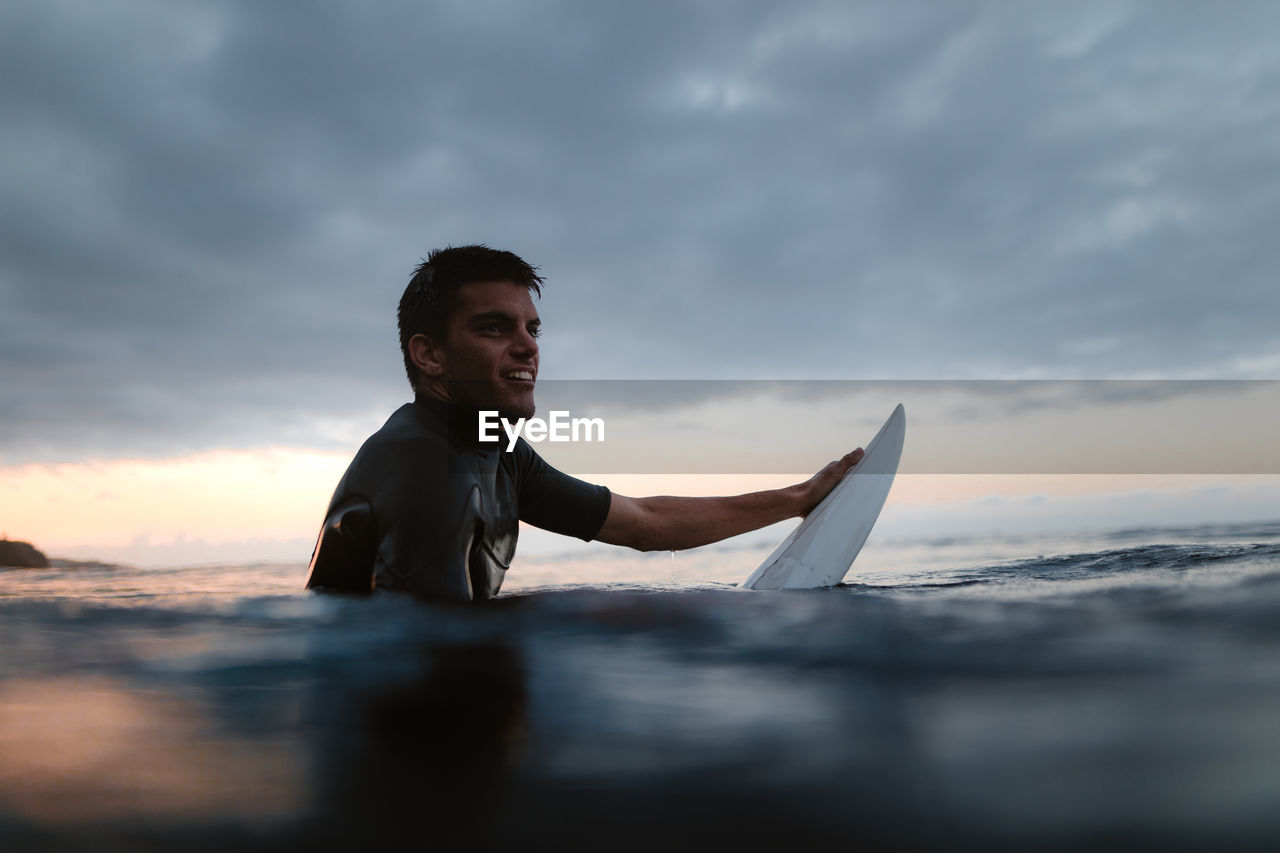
[[3, 520, 1280, 851]]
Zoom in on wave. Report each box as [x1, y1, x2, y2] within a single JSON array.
[[856, 540, 1280, 595]]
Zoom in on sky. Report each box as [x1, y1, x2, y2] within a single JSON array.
[[3, 0, 1279, 565]]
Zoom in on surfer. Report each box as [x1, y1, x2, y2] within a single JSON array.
[[307, 245, 863, 599]]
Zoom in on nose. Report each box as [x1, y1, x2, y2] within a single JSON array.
[[514, 327, 539, 359]]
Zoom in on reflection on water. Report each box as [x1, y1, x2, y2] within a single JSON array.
[[0, 676, 303, 823], [308, 643, 529, 843]]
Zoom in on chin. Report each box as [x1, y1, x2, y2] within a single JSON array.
[[499, 396, 536, 421], [447, 380, 534, 420]]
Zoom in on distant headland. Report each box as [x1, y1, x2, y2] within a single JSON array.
[[0, 538, 50, 568]]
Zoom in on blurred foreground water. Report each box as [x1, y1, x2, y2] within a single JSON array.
[[3, 520, 1280, 851]]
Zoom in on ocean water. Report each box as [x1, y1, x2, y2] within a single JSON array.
[[3, 520, 1280, 851]]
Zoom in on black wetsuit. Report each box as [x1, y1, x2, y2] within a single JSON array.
[[306, 394, 611, 600]]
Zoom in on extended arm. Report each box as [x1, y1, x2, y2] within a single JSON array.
[[595, 449, 864, 552]]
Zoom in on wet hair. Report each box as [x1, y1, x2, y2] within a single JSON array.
[[397, 244, 544, 391]]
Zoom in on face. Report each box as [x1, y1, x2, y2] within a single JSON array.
[[411, 280, 541, 419]]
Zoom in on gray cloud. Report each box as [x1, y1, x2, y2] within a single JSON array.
[[3, 0, 1279, 463]]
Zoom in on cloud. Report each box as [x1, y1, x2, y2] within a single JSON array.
[[3, 0, 1278, 463]]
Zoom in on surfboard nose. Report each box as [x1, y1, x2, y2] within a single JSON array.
[[742, 404, 905, 590]]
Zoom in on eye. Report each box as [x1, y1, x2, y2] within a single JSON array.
[[529, 326, 542, 339]]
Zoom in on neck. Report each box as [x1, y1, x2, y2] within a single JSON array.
[[413, 390, 490, 450]]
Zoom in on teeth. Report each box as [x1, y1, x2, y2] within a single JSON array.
[[505, 370, 534, 381]]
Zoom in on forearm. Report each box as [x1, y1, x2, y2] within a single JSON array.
[[599, 488, 805, 552], [595, 448, 864, 553]]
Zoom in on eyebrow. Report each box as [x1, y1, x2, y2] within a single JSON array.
[[466, 310, 540, 327]]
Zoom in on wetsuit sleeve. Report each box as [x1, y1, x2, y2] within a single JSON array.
[[512, 439, 611, 541]]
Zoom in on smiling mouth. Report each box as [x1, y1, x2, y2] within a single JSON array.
[[501, 369, 535, 384]]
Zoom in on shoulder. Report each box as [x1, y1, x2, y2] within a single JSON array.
[[509, 435, 541, 465], [341, 404, 451, 492], [502, 436, 549, 481]]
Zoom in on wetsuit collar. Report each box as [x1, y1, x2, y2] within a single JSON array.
[[413, 392, 494, 451]]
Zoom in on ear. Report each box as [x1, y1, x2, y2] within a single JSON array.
[[408, 333, 446, 378]]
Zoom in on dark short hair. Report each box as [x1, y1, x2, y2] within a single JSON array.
[[397, 245, 544, 391]]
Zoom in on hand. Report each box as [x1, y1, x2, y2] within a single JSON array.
[[793, 448, 864, 516]]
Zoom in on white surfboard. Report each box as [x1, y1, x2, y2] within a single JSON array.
[[743, 404, 905, 590]]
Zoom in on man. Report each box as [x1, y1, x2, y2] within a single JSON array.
[[307, 245, 862, 600]]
